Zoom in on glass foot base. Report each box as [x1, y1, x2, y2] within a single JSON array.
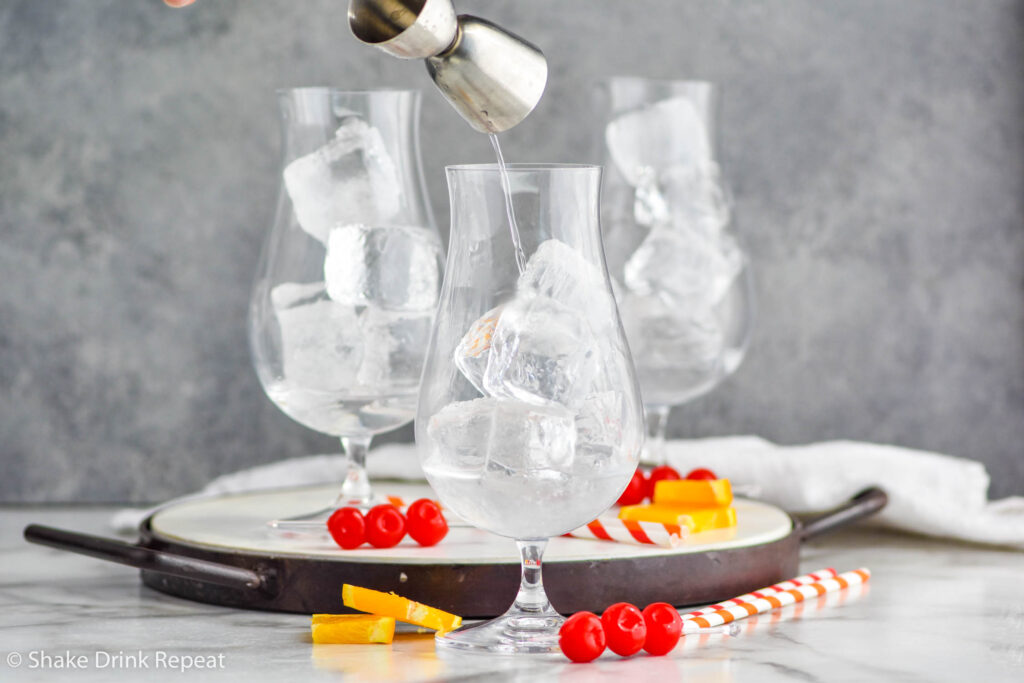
[[436, 609, 566, 655], [267, 496, 384, 532]]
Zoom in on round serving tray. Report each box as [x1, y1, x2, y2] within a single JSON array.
[[25, 484, 886, 618]]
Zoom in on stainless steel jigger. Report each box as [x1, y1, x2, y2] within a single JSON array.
[[348, 0, 547, 134]]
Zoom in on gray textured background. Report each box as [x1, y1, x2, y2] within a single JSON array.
[[1, 0, 1022, 503]]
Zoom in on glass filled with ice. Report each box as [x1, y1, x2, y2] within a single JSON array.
[[249, 88, 443, 528], [416, 163, 644, 653], [598, 78, 755, 465]]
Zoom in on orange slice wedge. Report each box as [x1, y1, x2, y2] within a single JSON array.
[[342, 584, 462, 633], [311, 614, 395, 644]]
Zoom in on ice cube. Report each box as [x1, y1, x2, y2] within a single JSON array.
[[575, 391, 627, 448], [601, 218, 651, 282], [662, 163, 730, 231], [282, 118, 402, 244], [273, 284, 363, 392], [270, 281, 327, 310], [620, 292, 724, 384], [324, 224, 443, 311], [633, 167, 670, 228], [425, 398, 576, 475], [571, 443, 618, 477], [453, 241, 621, 405], [483, 294, 599, 408], [573, 391, 640, 476], [453, 305, 503, 394], [517, 239, 617, 331], [605, 96, 711, 187], [624, 225, 742, 308], [356, 307, 434, 393]]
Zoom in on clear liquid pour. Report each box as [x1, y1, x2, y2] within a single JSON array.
[[489, 133, 527, 274]]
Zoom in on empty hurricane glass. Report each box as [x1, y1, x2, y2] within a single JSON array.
[[249, 88, 443, 528], [416, 164, 644, 654], [598, 78, 754, 466]]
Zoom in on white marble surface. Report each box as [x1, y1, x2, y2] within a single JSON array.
[[2, 506, 1023, 682]]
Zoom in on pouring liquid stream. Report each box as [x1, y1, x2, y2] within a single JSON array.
[[489, 133, 527, 274]]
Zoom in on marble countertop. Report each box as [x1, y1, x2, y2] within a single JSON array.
[[2, 505, 1023, 682]]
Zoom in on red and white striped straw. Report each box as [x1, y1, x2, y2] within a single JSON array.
[[564, 517, 686, 548], [681, 568, 871, 633], [682, 568, 838, 620]]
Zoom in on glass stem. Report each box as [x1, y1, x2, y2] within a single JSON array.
[[643, 405, 671, 467], [512, 539, 552, 615], [336, 435, 373, 507]]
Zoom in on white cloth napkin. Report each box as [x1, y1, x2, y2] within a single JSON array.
[[111, 438, 1024, 549], [664, 436, 1024, 549]]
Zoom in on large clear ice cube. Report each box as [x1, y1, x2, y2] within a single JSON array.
[[426, 398, 576, 475], [282, 118, 402, 245], [324, 224, 443, 311], [452, 241, 620, 405], [270, 281, 328, 310], [575, 390, 627, 448], [272, 282, 363, 392], [601, 218, 652, 282], [482, 294, 598, 408], [518, 239, 617, 331], [519, 239, 600, 304], [453, 305, 503, 394], [633, 167, 671, 228], [620, 292, 724, 383], [356, 307, 433, 394], [605, 96, 711, 187], [662, 163, 730, 231], [624, 225, 742, 308]]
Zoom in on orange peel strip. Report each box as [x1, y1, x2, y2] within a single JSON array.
[[652, 479, 733, 506], [619, 504, 737, 532], [342, 584, 462, 634], [310, 614, 395, 644]]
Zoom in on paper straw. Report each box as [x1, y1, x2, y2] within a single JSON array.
[[564, 517, 686, 548], [682, 568, 838, 620], [682, 568, 871, 633]]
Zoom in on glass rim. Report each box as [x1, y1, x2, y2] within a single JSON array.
[[446, 163, 600, 173], [274, 86, 420, 96]]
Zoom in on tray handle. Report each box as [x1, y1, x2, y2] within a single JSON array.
[[799, 487, 888, 541], [23, 524, 273, 594]]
